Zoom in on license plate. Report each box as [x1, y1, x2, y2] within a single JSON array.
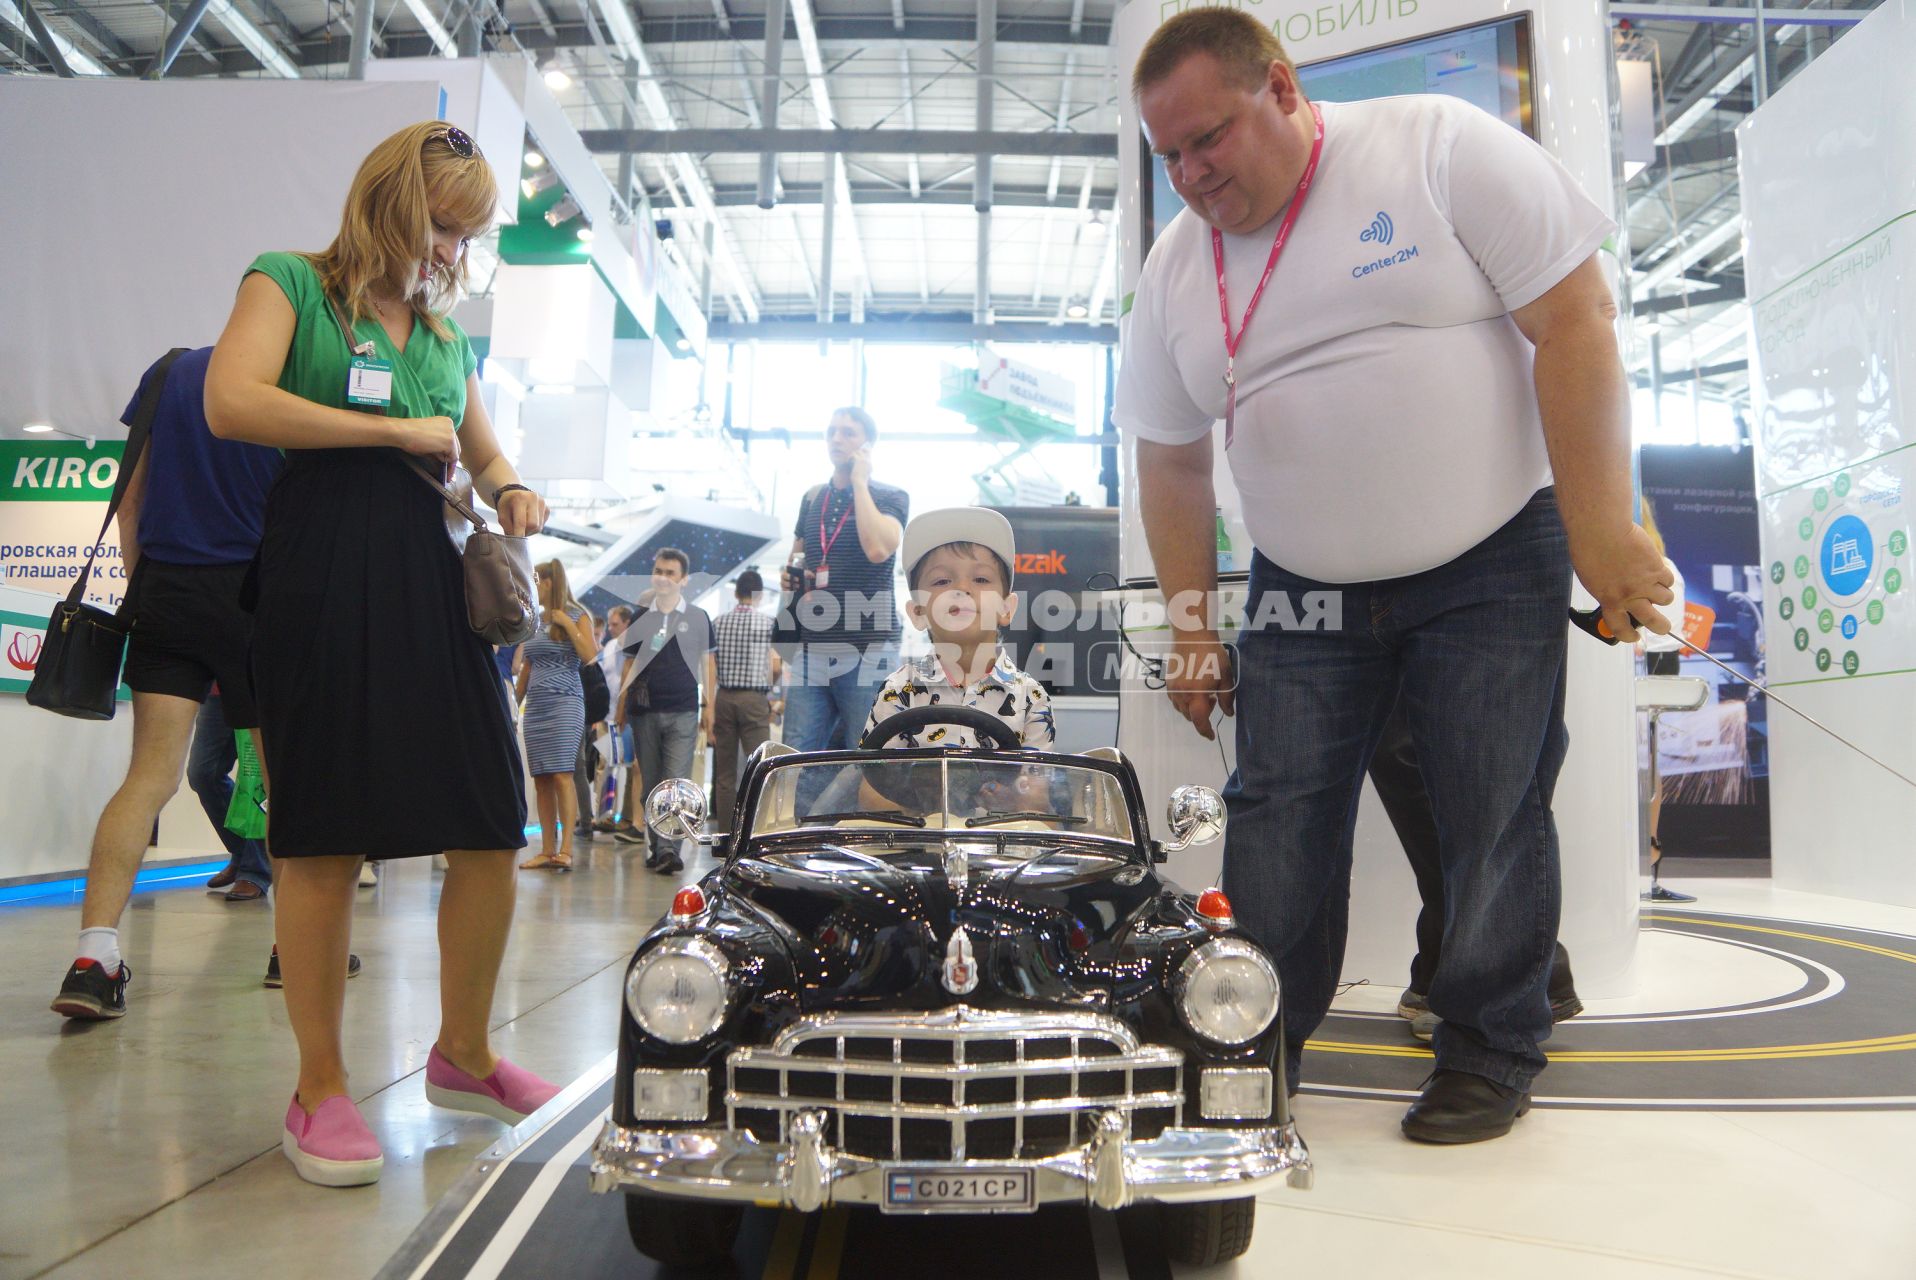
[[880, 1167, 1036, 1214]]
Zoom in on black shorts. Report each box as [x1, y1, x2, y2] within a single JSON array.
[[121, 558, 260, 728], [1645, 649, 1681, 676]]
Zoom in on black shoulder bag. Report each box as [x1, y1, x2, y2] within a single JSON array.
[[26, 347, 187, 720]]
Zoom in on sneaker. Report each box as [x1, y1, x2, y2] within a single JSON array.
[[653, 854, 684, 876], [1410, 1011, 1439, 1042], [424, 1045, 560, 1124], [264, 947, 363, 989], [282, 1094, 383, 1186], [574, 820, 596, 842], [1396, 988, 1428, 1020], [591, 816, 619, 833], [51, 958, 131, 1020], [357, 862, 379, 888], [611, 827, 646, 845]]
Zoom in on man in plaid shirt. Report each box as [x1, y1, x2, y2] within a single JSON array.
[[710, 570, 782, 832]]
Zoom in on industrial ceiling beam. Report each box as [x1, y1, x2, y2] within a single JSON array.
[[1610, 3, 1865, 24], [697, 182, 1117, 208], [790, 0, 871, 315], [145, 0, 215, 75], [1637, 281, 1744, 313], [579, 127, 1118, 157], [16, 0, 75, 73]]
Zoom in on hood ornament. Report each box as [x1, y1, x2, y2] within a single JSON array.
[[942, 926, 980, 995], [942, 843, 969, 892]]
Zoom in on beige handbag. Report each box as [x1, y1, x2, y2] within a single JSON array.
[[326, 297, 537, 647]]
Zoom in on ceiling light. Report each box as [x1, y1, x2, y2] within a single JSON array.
[[524, 150, 546, 170], [543, 66, 572, 92], [23, 423, 53, 433], [576, 226, 595, 243], [1066, 303, 1089, 319], [544, 194, 582, 228], [673, 337, 691, 352], [521, 170, 559, 200]]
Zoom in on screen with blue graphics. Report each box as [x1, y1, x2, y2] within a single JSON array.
[[1142, 14, 1535, 251]]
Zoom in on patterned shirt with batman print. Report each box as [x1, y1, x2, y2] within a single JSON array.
[[861, 651, 1055, 750]]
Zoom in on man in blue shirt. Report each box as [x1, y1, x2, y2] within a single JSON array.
[[50, 348, 290, 1020]]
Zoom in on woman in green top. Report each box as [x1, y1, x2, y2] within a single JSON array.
[[206, 122, 559, 1187]]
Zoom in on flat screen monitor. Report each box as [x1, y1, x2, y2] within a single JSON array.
[[1141, 13, 1536, 253]]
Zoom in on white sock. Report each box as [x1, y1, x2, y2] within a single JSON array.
[[77, 927, 121, 974]]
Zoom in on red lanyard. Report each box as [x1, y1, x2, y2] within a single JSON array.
[[1212, 102, 1324, 449], [818, 489, 854, 561]]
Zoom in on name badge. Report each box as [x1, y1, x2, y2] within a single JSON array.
[[651, 630, 667, 651], [346, 356, 394, 409], [813, 566, 830, 589]]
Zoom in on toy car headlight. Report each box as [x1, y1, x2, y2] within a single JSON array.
[[625, 937, 732, 1044], [1176, 939, 1280, 1045]]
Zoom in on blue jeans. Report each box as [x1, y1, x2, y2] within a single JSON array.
[[186, 693, 272, 891], [635, 710, 699, 860], [1225, 487, 1570, 1090], [783, 643, 900, 806]]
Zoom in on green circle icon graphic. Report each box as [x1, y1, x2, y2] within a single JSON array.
[[1803, 586, 1818, 609], [1772, 560, 1787, 584], [1817, 648, 1833, 672], [1814, 488, 1829, 511], [1889, 569, 1904, 594], [1818, 609, 1835, 633], [1795, 556, 1811, 579], [1869, 600, 1885, 624], [1836, 474, 1852, 498], [1795, 628, 1811, 651], [1843, 651, 1860, 676], [1800, 517, 1816, 540], [1780, 597, 1796, 620], [1893, 531, 1909, 556]]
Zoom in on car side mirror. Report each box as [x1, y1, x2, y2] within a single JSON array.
[[646, 778, 708, 842], [1163, 785, 1225, 852]]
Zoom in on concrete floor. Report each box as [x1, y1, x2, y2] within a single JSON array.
[[7, 855, 1916, 1280]]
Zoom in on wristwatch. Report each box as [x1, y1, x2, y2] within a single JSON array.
[[492, 482, 534, 506]]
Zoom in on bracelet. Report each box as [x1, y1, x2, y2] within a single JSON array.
[[492, 482, 533, 506]]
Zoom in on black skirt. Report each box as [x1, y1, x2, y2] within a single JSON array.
[[252, 448, 526, 858]]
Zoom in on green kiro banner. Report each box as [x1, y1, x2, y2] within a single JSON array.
[[1, 441, 124, 501]]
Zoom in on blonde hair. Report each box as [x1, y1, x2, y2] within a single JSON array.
[[536, 559, 588, 642], [305, 121, 497, 341], [1640, 496, 1667, 557], [1133, 8, 1293, 99]]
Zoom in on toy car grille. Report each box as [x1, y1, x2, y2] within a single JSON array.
[[725, 1009, 1184, 1162]]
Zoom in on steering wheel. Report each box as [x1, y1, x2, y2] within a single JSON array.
[[859, 705, 1022, 752]]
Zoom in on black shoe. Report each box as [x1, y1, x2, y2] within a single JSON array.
[[1547, 945, 1582, 1022], [654, 855, 684, 875], [205, 862, 239, 891], [263, 947, 364, 989], [1644, 884, 1697, 903], [51, 958, 131, 1020], [1401, 1069, 1530, 1144], [574, 821, 597, 842], [611, 827, 646, 845]]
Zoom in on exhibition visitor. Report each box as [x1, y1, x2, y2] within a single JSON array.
[[517, 560, 597, 873], [1117, 10, 1672, 1143], [204, 121, 559, 1186]]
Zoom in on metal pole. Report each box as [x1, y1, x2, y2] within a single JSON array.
[[347, 0, 376, 78], [974, 0, 995, 325], [1751, 0, 1769, 104], [819, 150, 837, 348], [456, 0, 481, 56], [976, 211, 991, 326], [616, 55, 638, 209], [1650, 330, 1664, 434], [757, 0, 788, 209], [20, 0, 75, 76], [145, 0, 216, 76], [700, 219, 716, 322]]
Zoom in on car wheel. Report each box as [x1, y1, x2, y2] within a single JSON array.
[[622, 1193, 743, 1266], [1151, 1197, 1257, 1266]]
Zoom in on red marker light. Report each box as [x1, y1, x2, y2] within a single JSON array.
[[671, 887, 707, 918], [1196, 888, 1234, 927]]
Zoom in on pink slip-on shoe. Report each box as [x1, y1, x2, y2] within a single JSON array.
[[282, 1094, 383, 1187], [425, 1045, 560, 1124]]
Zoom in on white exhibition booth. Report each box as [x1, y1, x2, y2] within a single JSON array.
[[1741, 0, 1916, 907], [1109, 0, 1643, 998]]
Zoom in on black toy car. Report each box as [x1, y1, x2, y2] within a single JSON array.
[[587, 706, 1311, 1267]]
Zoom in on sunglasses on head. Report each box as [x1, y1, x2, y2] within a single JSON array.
[[433, 125, 479, 159]]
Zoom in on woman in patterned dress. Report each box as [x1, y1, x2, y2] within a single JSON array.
[[517, 560, 596, 870]]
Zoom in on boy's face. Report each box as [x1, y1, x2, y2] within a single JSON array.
[[907, 546, 1015, 646]]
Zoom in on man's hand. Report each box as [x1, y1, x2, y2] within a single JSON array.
[[850, 447, 873, 489], [1167, 632, 1236, 741], [700, 710, 714, 739], [497, 487, 547, 537], [1572, 522, 1674, 644]]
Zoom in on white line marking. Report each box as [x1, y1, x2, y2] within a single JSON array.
[[462, 1109, 611, 1280], [403, 1054, 616, 1280], [1300, 1083, 1916, 1109]]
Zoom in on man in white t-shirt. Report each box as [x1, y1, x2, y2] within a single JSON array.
[[1118, 9, 1673, 1143]]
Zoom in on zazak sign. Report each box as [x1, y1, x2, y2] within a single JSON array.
[[0, 441, 130, 615]]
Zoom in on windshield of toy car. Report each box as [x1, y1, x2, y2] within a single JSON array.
[[748, 758, 1136, 843]]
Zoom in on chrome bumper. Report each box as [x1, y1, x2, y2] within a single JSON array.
[[587, 1110, 1312, 1210]]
